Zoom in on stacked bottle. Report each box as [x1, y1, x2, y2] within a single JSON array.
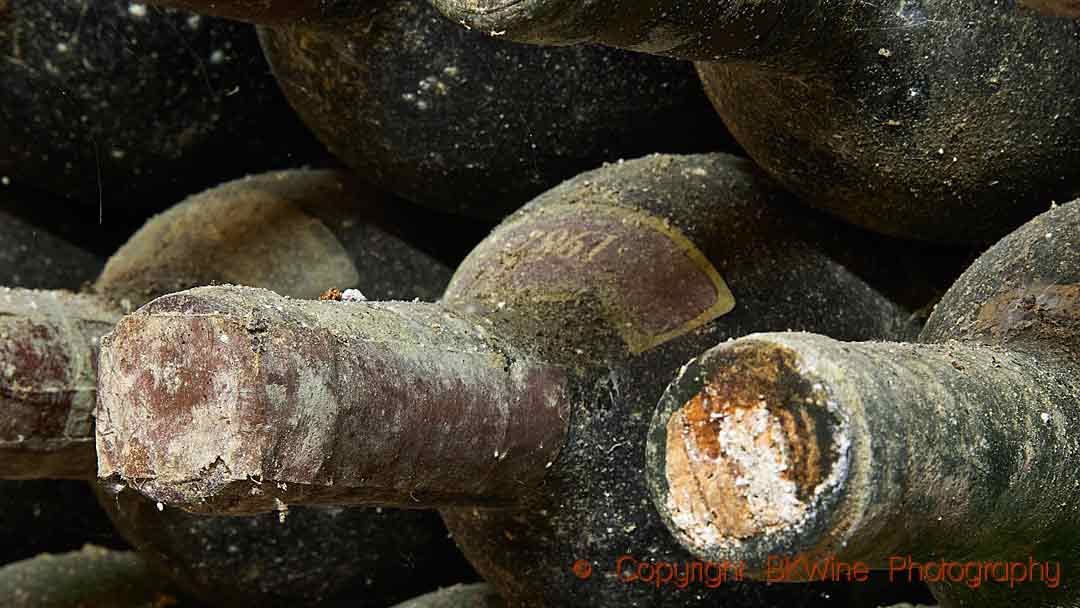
[[0, 171, 472, 606], [648, 200, 1080, 607]]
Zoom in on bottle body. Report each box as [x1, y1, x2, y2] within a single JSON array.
[[0, 545, 183, 608], [258, 0, 732, 219], [698, 0, 1080, 242]]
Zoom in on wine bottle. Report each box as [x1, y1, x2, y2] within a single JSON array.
[[647, 200, 1079, 607], [0, 0, 326, 212], [426, 0, 1080, 242], [0, 205, 112, 476], [0, 546, 191, 608], [95, 169, 451, 306], [103, 0, 733, 219], [0, 169, 449, 478], [97, 153, 922, 607], [0, 211, 124, 566], [256, 0, 732, 218], [2, 170, 471, 606]]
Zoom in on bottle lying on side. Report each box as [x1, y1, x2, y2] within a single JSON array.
[[647, 200, 1079, 608], [0, 169, 449, 479], [97, 153, 928, 608], [424, 0, 1080, 244], [0, 201, 125, 566], [87, 0, 735, 220], [2, 170, 471, 607], [258, 0, 734, 219], [0, 545, 194, 608]]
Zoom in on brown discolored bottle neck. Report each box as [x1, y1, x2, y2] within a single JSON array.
[[95, 287, 570, 513], [1, 170, 450, 482], [650, 334, 1079, 563], [0, 289, 121, 479], [0, 204, 115, 480]]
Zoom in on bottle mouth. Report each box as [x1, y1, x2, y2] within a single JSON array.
[[647, 337, 853, 571]]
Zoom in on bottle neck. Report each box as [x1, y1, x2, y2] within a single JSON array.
[[96, 286, 571, 514], [650, 333, 1080, 575], [0, 288, 120, 480]]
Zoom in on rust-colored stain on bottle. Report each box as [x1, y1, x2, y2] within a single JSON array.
[[663, 342, 838, 547]]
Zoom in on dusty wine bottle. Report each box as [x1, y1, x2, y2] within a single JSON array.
[[647, 200, 1079, 607], [112, 0, 733, 219], [0, 545, 190, 608], [2, 170, 470, 606], [255, 0, 732, 218], [0, 0, 325, 211], [0, 209, 111, 478], [97, 153, 926, 607], [0, 210, 125, 566], [0, 169, 449, 478], [427, 0, 1080, 242]]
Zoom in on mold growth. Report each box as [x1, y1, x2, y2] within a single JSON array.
[[662, 342, 845, 552]]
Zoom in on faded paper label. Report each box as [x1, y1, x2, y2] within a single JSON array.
[[448, 203, 735, 353]]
